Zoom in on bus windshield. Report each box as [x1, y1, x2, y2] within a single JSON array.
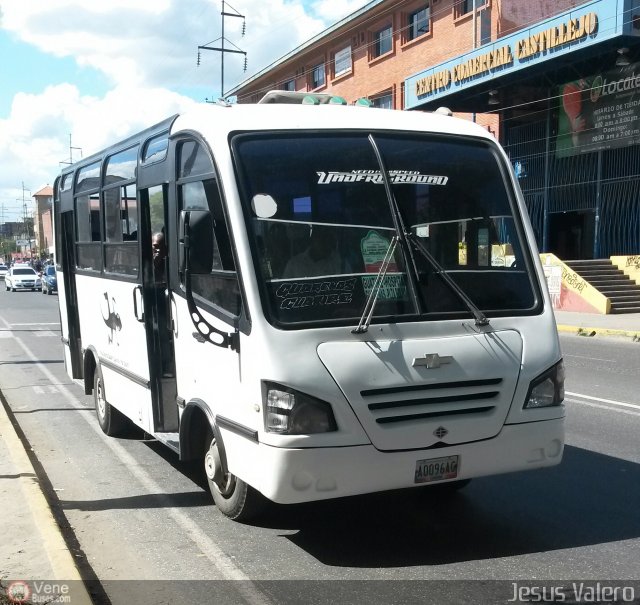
[[233, 132, 539, 327]]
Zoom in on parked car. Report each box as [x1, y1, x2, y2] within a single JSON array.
[[5, 266, 41, 292], [0, 264, 8, 280], [41, 265, 57, 295]]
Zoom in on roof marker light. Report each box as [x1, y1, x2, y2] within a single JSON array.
[[329, 96, 347, 105], [302, 95, 320, 105], [355, 98, 374, 107]]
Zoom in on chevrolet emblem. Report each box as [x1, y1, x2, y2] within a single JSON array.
[[412, 353, 453, 369]]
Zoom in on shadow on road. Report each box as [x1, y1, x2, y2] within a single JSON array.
[[110, 441, 640, 568], [256, 445, 640, 567]]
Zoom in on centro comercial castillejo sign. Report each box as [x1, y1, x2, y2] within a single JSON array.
[[404, 0, 630, 109]]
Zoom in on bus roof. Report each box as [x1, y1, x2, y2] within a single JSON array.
[[172, 102, 494, 142], [58, 103, 495, 180]]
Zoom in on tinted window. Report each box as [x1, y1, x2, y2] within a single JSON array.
[[178, 141, 213, 178], [105, 146, 138, 183], [142, 134, 169, 165], [76, 161, 101, 193]]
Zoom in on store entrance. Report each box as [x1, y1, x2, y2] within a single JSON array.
[[548, 210, 595, 260]]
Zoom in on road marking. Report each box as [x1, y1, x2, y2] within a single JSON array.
[[3, 321, 274, 605], [562, 354, 612, 363], [11, 322, 60, 326], [565, 398, 640, 418], [565, 390, 640, 411], [36, 331, 59, 337]]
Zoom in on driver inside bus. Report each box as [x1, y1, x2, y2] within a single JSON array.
[[282, 225, 341, 278]]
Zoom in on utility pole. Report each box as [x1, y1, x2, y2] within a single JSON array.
[[21, 182, 33, 261], [197, 1, 247, 100], [60, 133, 82, 166]]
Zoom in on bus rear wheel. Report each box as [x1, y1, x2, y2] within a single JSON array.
[[204, 434, 265, 521], [94, 370, 127, 436]]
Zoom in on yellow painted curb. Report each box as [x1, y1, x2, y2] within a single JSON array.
[[556, 324, 640, 340]]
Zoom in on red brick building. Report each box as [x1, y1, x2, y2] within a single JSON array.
[[33, 185, 54, 260]]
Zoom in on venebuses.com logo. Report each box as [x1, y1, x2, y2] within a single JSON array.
[[5, 580, 71, 604]]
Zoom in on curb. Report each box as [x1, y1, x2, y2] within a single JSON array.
[[0, 400, 93, 605], [556, 324, 640, 340]]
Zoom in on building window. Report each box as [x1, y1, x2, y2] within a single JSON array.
[[334, 46, 352, 77], [372, 93, 393, 109], [454, 0, 484, 19], [408, 6, 430, 40], [373, 25, 393, 57], [311, 63, 325, 89], [283, 79, 295, 91]]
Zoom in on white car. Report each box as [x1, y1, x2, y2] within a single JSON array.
[[5, 266, 41, 292], [0, 264, 7, 280]]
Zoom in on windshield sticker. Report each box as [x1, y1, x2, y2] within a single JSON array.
[[251, 193, 278, 218], [317, 170, 448, 186], [362, 274, 407, 301], [361, 230, 398, 273], [275, 278, 356, 310]]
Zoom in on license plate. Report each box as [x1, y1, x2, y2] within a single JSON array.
[[414, 455, 459, 484]]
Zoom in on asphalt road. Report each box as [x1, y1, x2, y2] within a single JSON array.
[[1, 287, 639, 604]]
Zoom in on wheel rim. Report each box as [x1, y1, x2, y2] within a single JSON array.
[[204, 441, 236, 498], [96, 377, 106, 420]]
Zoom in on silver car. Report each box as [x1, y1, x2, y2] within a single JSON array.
[[5, 266, 41, 292]]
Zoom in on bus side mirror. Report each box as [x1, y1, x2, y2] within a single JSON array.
[[179, 210, 214, 275]]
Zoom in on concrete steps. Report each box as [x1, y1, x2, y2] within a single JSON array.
[[564, 259, 640, 314]]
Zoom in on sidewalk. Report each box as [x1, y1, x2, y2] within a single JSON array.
[[0, 310, 638, 604], [0, 396, 92, 605], [554, 310, 640, 340]]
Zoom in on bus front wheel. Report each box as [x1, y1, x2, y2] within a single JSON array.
[[204, 434, 265, 521], [94, 370, 127, 436]]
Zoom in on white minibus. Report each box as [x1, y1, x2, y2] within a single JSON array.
[[54, 94, 564, 520]]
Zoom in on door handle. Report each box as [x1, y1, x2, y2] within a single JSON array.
[[133, 285, 144, 322]]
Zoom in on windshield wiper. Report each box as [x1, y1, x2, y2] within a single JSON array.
[[406, 233, 490, 327], [352, 235, 398, 334], [367, 135, 489, 328]]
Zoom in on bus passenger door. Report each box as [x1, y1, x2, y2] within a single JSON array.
[[139, 185, 179, 433], [56, 206, 83, 380]]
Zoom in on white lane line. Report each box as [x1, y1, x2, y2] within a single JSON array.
[[565, 391, 640, 411], [565, 398, 640, 418], [11, 322, 61, 326], [3, 320, 273, 605]]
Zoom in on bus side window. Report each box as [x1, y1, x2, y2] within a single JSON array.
[[179, 178, 241, 318]]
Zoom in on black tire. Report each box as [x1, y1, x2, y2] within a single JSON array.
[[48, 288, 53, 295], [204, 432, 266, 521], [94, 369, 128, 436]]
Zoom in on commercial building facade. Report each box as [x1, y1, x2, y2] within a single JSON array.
[[229, 0, 640, 261]]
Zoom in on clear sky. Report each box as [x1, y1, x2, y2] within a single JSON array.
[[0, 0, 364, 223]]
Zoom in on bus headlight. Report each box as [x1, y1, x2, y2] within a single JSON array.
[[262, 382, 337, 434], [524, 360, 565, 409]]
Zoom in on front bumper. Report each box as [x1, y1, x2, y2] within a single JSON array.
[[11, 282, 39, 289], [221, 418, 565, 504]]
